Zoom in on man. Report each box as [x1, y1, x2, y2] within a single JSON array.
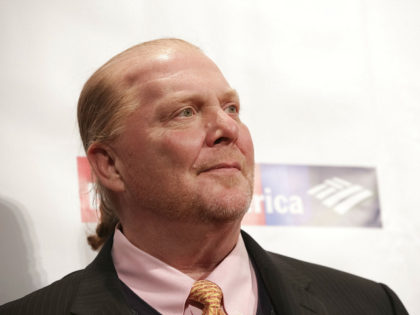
[[0, 39, 409, 315]]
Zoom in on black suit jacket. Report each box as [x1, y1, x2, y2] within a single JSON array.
[[0, 231, 409, 315]]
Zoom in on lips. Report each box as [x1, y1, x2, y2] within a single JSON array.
[[198, 162, 241, 174]]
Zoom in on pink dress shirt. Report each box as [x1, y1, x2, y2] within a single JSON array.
[[112, 228, 258, 315]]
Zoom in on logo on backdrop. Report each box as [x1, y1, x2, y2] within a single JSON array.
[[307, 177, 373, 215], [77, 158, 381, 227], [241, 164, 381, 227]]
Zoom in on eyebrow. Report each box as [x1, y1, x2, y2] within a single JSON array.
[[169, 88, 239, 103], [220, 89, 240, 102]]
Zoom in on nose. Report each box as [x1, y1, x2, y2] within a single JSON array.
[[205, 108, 239, 147]]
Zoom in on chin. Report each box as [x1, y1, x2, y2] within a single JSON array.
[[147, 180, 254, 224], [194, 189, 253, 224]]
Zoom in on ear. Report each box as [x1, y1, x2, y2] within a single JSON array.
[[87, 143, 125, 192]]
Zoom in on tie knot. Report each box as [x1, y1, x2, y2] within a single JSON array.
[[188, 280, 226, 314]]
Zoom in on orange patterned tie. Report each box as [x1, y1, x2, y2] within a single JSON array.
[[188, 280, 227, 315]]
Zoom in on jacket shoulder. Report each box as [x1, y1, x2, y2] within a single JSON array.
[[268, 251, 373, 282], [268, 250, 380, 289], [0, 269, 84, 315], [267, 251, 408, 314]]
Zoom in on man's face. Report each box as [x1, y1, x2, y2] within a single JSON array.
[[112, 47, 254, 224]]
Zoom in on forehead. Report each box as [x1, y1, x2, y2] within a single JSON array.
[[115, 47, 233, 104]]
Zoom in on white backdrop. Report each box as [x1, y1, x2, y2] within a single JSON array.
[[0, 0, 419, 313]]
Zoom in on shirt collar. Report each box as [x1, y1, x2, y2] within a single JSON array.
[[112, 228, 257, 315]]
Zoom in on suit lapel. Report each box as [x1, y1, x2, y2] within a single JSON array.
[[242, 231, 329, 315], [70, 237, 133, 315]]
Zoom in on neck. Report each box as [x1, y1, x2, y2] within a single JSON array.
[[120, 213, 242, 280]]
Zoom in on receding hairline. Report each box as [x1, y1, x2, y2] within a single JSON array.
[[100, 38, 202, 73]]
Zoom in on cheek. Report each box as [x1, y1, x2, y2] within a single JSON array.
[[157, 130, 205, 166], [238, 125, 255, 163]]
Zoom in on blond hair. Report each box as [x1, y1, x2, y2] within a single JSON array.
[[77, 38, 200, 250]]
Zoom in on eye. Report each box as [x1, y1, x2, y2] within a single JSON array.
[[224, 104, 238, 114], [178, 107, 195, 117]]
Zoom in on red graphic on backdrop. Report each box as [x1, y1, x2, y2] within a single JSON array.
[[77, 156, 263, 224], [77, 157, 99, 222]]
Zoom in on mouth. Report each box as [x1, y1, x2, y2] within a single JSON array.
[[199, 162, 241, 174]]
